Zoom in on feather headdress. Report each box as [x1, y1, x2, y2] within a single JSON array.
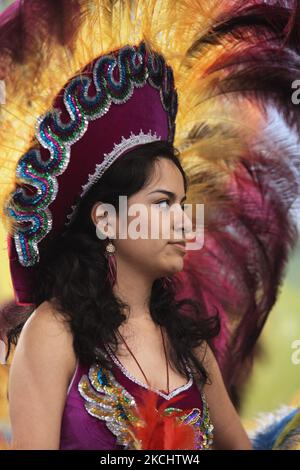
[[0, 0, 300, 404]]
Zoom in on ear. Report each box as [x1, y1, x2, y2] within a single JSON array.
[[90, 201, 116, 240], [90, 201, 105, 226]]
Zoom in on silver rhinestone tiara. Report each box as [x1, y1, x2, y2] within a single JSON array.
[[65, 128, 162, 226]]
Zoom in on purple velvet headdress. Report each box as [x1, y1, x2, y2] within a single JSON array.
[[5, 40, 178, 305]]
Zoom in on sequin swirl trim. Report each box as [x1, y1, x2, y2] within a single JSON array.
[[78, 362, 141, 449], [77, 352, 214, 450], [65, 129, 161, 226], [5, 40, 178, 267]]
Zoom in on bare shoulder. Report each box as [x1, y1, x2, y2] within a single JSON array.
[[192, 340, 223, 392], [8, 300, 77, 449], [13, 299, 77, 388], [24, 299, 70, 336], [25, 298, 68, 328], [193, 340, 217, 372], [29, 299, 76, 370], [193, 340, 253, 450]]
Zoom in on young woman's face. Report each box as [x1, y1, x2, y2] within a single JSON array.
[[107, 157, 191, 280]]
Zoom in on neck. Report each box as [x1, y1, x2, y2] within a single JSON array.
[[112, 258, 154, 322]]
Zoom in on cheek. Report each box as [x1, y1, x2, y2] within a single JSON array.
[[129, 207, 172, 239], [115, 237, 165, 261], [115, 238, 185, 276], [147, 209, 173, 240], [118, 206, 172, 241], [113, 208, 182, 270]]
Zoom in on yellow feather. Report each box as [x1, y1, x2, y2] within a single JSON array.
[[0, 0, 270, 232]]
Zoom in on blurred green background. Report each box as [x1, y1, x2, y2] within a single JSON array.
[[241, 237, 300, 422], [0, 0, 12, 11]]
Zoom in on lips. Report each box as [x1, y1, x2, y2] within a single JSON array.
[[168, 240, 186, 247], [168, 241, 186, 253]]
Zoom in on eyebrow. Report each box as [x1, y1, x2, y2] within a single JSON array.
[[148, 189, 187, 203]]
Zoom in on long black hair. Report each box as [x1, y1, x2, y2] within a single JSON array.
[[1, 140, 220, 387]]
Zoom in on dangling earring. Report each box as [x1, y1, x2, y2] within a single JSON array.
[[106, 240, 116, 255], [105, 240, 117, 287]]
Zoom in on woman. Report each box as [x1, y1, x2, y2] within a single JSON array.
[[5, 140, 252, 450], [0, 0, 299, 450]]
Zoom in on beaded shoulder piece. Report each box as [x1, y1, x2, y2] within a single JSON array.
[[78, 359, 214, 450]]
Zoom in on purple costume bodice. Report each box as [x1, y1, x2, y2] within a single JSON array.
[[59, 346, 214, 450]]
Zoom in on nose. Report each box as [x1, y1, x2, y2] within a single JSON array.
[[172, 204, 193, 240]]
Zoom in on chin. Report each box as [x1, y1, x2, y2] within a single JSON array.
[[166, 258, 185, 275]]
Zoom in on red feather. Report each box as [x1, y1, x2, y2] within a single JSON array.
[[127, 389, 197, 450]]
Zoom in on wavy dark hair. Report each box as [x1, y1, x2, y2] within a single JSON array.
[[1, 140, 220, 387]]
